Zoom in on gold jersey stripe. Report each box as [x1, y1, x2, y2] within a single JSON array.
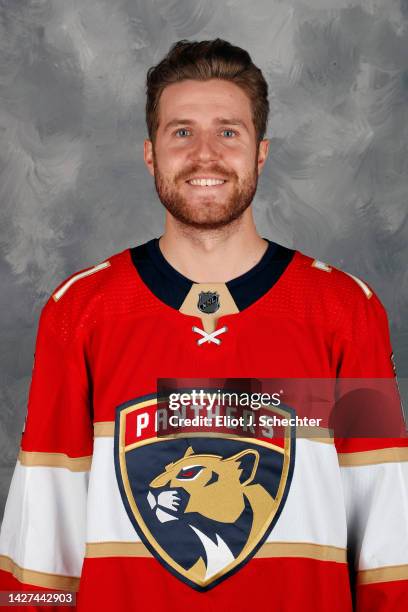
[[94, 421, 115, 437], [0, 555, 80, 591], [358, 564, 408, 585], [86, 541, 152, 558], [255, 542, 346, 563], [93, 421, 334, 443], [18, 450, 92, 472], [296, 427, 334, 442], [338, 447, 408, 467], [85, 541, 346, 564]]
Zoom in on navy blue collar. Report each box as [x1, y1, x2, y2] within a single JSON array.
[[130, 238, 295, 311]]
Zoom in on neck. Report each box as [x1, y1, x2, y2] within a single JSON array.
[[159, 208, 268, 283]]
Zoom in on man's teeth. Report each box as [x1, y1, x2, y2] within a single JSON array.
[[188, 178, 226, 186]]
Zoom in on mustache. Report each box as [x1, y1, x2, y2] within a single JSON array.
[[175, 165, 237, 182]]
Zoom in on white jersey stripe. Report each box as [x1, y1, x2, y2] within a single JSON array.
[[52, 261, 111, 302], [341, 461, 408, 570], [2, 440, 407, 575], [0, 461, 88, 577], [87, 438, 346, 548], [343, 271, 373, 299]]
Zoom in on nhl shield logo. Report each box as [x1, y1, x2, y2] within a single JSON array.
[[197, 291, 220, 314], [114, 394, 295, 591]]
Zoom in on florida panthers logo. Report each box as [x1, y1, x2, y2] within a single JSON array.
[[147, 445, 275, 581], [114, 395, 295, 591]]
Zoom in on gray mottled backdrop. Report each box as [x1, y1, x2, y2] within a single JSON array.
[[1, 0, 407, 519]]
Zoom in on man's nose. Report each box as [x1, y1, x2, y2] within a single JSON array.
[[190, 133, 219, 162]]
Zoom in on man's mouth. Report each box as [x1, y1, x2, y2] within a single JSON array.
[[186, 177, 227, 187]]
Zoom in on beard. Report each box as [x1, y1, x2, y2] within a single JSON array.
[[152, 152, 259, 231]]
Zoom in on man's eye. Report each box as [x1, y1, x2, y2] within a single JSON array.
[[176, 465, 203, 480], [175, 128, 191, 137], [222, 129, 237, 137]]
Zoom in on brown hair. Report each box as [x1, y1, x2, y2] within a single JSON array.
[[146, 39, 269, 143]]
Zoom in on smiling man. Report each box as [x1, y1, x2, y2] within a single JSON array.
[[1, 39, 407, 612], [143, 41, 270, 282], [146, 77, 265, 232]]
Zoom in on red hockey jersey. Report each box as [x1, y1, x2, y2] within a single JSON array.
[[0, 243, 407, 611]]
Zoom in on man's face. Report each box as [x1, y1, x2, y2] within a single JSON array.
[[144, 79, 269, 230]]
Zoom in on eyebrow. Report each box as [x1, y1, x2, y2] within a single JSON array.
[[215, 117, 249, 130], [163, 117, 249, 132]]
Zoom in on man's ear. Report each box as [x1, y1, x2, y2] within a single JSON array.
[[144, 139, 155, 177], [223, 449, 260, 486], [257, 138, 270, 175]]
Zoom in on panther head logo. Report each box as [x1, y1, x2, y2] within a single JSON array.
[[146, 445, 275, 580]]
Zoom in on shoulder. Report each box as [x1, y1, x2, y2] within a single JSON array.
[[292, 250, 388, 339], [49, 248, 128, 303], [294, 251, 373, 299], [39, 248, 135, 343]]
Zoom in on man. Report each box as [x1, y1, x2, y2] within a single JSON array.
[[0, 39, 407, 611]]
